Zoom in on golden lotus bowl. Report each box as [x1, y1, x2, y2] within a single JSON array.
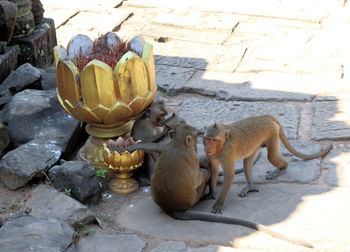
[[53, 33, 157, 134], [102, 144, 144, 194]]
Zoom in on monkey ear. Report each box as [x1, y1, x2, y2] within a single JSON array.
[[185, 135, 193, 145], [145, 108, 151, 118]]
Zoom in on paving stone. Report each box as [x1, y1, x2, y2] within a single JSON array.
[[10, 18, 57, 68], [26, 184, 98, 228], [141, 24, 231, 45], [154, 40, 245, 72], [0, 46, 17, 84], [173, 70, 318, 102], [151, 241, 186, 252], [187, 245, 259, 252], [118, 185, 350, 251], [56, 8, 133, 45], [76, 234, 145, 252], [155, 65, 195, 93], [178, 97, 300, 139], [151, 10, 239, 32], [0, 214, 75, 252], [311, 100, 350, 141], [322, 146, 350, 187], [233, 141, 323, 185]]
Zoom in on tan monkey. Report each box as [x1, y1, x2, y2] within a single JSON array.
[[151, 123, 313, 248], [131, 98, 168, 185], [203, 115, 333, 214]]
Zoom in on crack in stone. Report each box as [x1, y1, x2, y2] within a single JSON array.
[[112, 13, 135, 32], [56, 11, 80, 29]]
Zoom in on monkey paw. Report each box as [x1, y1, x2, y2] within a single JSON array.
[[211, 203, 223, 214], [203, 192, 216, 200], [265, 168, 286, 180], [239, 184, 259, 197]]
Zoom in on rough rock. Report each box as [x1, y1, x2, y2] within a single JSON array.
[[7, 89, 82, 153], [187, 245, 259, 252], [0, 213, 75, 252], [0, 139, 61, 190], [0, 90, 12, 111], [0, 46, 17, 84], [26, 184, 98, 228], [0, 63, 42, 94], [0, 124, 9, 155], [40, 66, 57, 90], [49, 161, 102, 205], [0, 0, 17, 44], [178, 97, 300, 138], [10, 18, 57, 67], [76, 234, 145, 252]]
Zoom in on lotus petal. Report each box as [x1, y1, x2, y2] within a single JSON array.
[[53, 45, 68, 66], [56, 60, 80, 106], [96, 32, 122, 50], [103, 101, 133, 125], [115, 56, 149, 104], [120, 152, 132, 168], [69, 103, 101, 123], [129, 96, 146, 116], [56, 93, 74, 117], [140, 90, 157, 112], [80, 60, 117, 119], [67, 34, 93, 60], [114, 51, 137, 73], [130, 35, 145, 57], [142, 43, 157, 92]]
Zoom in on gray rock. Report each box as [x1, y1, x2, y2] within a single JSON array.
[[0, 46, 17, 84], [0, 123, 9, 155], [76, 234, 145, 252], [0, 214, 75, 252], [7, 89, 82, 153], [151, 241, 186, 252], [0, 140, 61, 190], [0, 63, 42, 94], [312, 100, 350, 141], [26, 184, 98, 228], [40, 66, 57, 90], [0, 89, 12, 111], [178, 97, 300, 139], [187, 245, 256, 252], [49, 161, 102, 205]]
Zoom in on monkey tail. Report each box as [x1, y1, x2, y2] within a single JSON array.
[[170, 211, 314, 249], [277, 122, 332, 160]]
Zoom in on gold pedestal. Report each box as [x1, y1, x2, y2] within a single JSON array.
[[110, 171, 139, 194]]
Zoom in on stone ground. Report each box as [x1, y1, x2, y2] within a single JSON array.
[[2, 0, 350, 251]]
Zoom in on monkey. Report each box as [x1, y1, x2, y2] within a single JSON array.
[[130, 97, 168, 185], [203, 115, 333, 214], [151, 123, 314, 249]]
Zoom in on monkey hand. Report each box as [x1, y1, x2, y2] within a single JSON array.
[[203, 192, 216, 200], [211, 202, 223, 214]]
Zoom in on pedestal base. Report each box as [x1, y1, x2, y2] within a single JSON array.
[[109, 173, 139, 194]]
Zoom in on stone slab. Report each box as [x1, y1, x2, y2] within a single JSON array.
[[155, 65, 195, 93], [0, 46, 17, 84], [151, 10, 239, 32], [178, 97, 301, 139], [154, 40, 246, 72], [55, 8, 133, 45], [322, 145, 350, 187], [141, 24, 231, 45], [76, 234, 145, 252], [311, 100, 350, 141], [10, 18, 57, 68], [118, 185, 350, 251], [233, 141, 322, 185], [151, 241, 186, 252], [170, 70, 319, 102]]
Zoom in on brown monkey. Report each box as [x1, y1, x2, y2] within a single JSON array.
[[151, 123, 313, 249], [131, 98, 168, 185], [203, 115, 333, 214]]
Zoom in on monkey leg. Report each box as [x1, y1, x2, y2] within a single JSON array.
[[265, 135, 288, 180], [239, 149, 260, 197], [212, 160, 235, 214], [204, 158, 219, 200]]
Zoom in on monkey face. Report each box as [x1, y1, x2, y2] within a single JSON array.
[[203, 123, 226, 156], [149, 102, 168, 127]]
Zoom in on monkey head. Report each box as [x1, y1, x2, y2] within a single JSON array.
[[145, 101, 168, 127], [173, 124, 198, 152], [203, 123, 228, 156], [163, 113, 187, 133]]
